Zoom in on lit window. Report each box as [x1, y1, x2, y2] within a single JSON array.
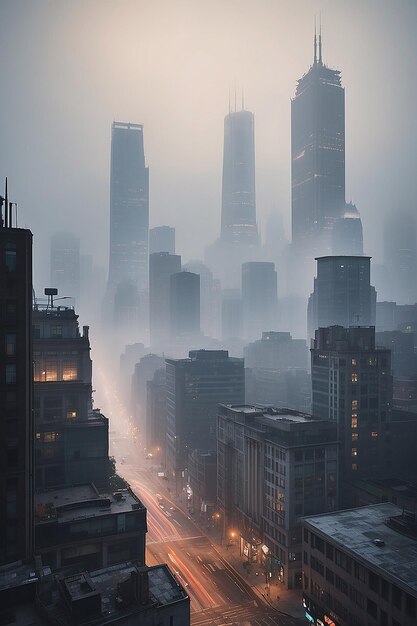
[[351, 359, 357, 366], [351, 448, 358, 457], [66, 411, 77, 419], [62, 360, 77, 381], [351, 373, 358, 383], [44, 431, 58, 442], [45, 362, 58, 382], [351, 416, 358, 429], [35, 432, 41, 440], [351, 400, 358, 409], [352, 433, 358, 441], [352, 463, 358, 471], [5, 333, 16, 356], [371, 431, 378, 439]]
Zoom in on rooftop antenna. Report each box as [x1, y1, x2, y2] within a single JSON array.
[[319, 14, 322, 64], [314, 16, 317, 65]]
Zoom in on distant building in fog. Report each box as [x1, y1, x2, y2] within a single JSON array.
[[106, 122, 149, 333], [146, 367, 167, 455], [183, 260, 221, 338], [170, 271, 200, 337], [242, 262, 277, 340], [149, 225, 175, 255], [290, 32, 363, 297], [221, 289, 243, 340], [308, 256, 375, 339], [149, 252, 181, 346], [165, 350, 244, 492], [50, 231, 80, 303], [131, 353, 165, 436], [383, 211, 417, 304]]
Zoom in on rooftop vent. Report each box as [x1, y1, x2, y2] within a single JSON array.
[[373, 538, 385, 547]]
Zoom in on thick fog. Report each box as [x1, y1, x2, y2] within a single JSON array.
[[0, 0, 416, 295]]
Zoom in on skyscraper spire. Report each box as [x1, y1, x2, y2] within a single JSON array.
[[314, 18, 317, 65], [319, 16, 322, 64]]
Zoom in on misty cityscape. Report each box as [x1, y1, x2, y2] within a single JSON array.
[[1, 2, 417, 625]]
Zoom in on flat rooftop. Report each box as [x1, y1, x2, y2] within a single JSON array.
[[35, 484, 145, 525], [304, 503, 417, 594], [41, 562, 187, 622], [223, 404, 316, 423]]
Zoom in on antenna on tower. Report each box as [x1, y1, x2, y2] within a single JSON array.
[[319, 14, 322, 64], [314, 16, 317, 65]]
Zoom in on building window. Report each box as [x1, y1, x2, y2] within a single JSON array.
[[351, 358, 357, 366], [43, 431, 59, 442], [5, 333, 16, 356], [35, 432, 41, 440], [45, 362, 58, 382], [351, 448, 358, 457], [351, 373, 358, 382], [50, 325, 63, 337], [66, 411, 77, 419], [5, 242, 17, 272], [5, 364, 16, 384], [62, 360, 77, 381], [352, 463, 358, 471], [351, 416, 358, 428], [371, 431, 378, 439], [352, 433, 358, 441], [351, 400, 358, 409]]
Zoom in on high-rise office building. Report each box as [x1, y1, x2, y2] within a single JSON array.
[[221, 289, 243, 341], [149, 252, 181, 346], [149, 226, 175, 255], [308, 256, 375, 340], [290, 32, 363, 296], [170, 271, 200, 337], [221, 109, 258, 245], [50, 232, 80, 305], [291, 32, 345, 252], [0, 201, 33, 565], [311, 326, 392, 500], [108, 121, 149, 300], [242, 261, 278, 340], [165, 350, 244, 491]]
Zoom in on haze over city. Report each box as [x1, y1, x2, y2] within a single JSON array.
[[0, 0, 416, 285]]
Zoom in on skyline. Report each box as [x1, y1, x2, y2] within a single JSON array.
[[0, 0, 416, 294]]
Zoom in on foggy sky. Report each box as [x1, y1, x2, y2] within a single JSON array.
[[0, 0, 416, 293]]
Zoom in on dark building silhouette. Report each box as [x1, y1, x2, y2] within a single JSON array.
[[170, 271, 200, 337], [33, 299, 108, 489], [0, 206, 33, 565], [383, 211, 417, 304], [290, 32, 363, 296], [131, 353, 166, 437], [308, 256, 375, 339], [242, 261, 278, 340], [107, 122, 149, 329], [149, 225, 175, 255], [50, 232, 80, 305], [165, 350, 244, 492], [146, 367, 167, 457], [311, 326, 392, 504], [149, 252, 181, 346], [221, 109, 258, 245]]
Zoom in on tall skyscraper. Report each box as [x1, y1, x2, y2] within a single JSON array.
[[149, 252, 181, 347], [0, 200, 33, 565], [108, 121, 149, 295], [221, 109, 258, 245], [308, 256, 375, 340], [291, 31, 345, 251], [242, 261, 278, 340], [290, 32, 363, 297]]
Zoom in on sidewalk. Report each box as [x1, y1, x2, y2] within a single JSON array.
[[216, 538, 305, 620]]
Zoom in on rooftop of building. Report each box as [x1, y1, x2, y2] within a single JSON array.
[[221, 404, 316, 423], [0, 560, 40, 592], [34, 483, 145, 526], [304, 503, 417, 594], [166, 349, 243, 364], [38, 561, 188, 623]]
